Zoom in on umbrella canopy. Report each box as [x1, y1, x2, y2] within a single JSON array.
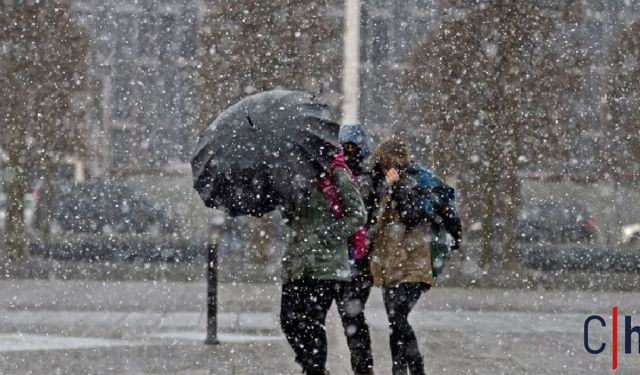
[[191, 90, 341, 217]]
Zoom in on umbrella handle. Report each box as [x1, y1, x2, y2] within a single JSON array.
[[246, 116, 255, 128]]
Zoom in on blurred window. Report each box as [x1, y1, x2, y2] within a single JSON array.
[[111, 128, 134, 168], [371, 17, 389, 66], [180, 11, 198, 59], [95, 9, 115, 62], [115, 13, 135, 61], [139, 14, 157, 58], [113, 64, 135, 119], [158, 14, 176, 59]]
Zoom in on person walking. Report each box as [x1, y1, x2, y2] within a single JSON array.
[[370, 138, 433, 375], [335, 123, 377, 375], [280, 149, 367, 375]]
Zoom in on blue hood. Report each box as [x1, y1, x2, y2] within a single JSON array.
[[339, 123, 371, 158]]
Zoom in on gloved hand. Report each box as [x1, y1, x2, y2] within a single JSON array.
[[451, 232, 462, 250]]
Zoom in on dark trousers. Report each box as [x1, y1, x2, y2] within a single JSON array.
[[335, 277, 374, 373], [280, 278, 337, 374], [383, 283, 428, 375]]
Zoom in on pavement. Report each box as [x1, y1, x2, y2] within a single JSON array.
[[2, 279, 640, 374], [9, 246, 640, 291]]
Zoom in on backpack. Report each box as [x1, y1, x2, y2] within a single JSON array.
[[407, 162, 462, 277]]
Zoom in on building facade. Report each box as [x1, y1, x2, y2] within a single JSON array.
[[67, 0, 638, 174], [71, 0, 206, 175], [359, 0, 444, 139]]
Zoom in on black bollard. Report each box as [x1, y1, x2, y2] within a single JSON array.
[[205, 242, 219, 345]]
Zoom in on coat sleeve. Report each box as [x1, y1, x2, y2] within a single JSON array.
[[317, 168, 367, 244], [390, 175, 427, 228], [358, 172, 380, 229]]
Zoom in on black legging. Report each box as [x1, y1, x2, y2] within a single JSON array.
[[335, 277, 374, 373], [280, 278, 337, 375], [383, 282, 428, 375]]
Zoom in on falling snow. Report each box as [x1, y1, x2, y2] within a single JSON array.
[[1, 1, 640, 374]]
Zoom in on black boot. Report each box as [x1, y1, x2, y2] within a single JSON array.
[[303, 369, 330, 375]]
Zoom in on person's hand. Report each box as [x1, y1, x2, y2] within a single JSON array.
[[385, 168, 400, 185], [451, 235, 462, 250], [451, 239, 461, 251]]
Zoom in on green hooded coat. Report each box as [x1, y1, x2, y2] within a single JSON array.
[[281, 167, 367, 281]]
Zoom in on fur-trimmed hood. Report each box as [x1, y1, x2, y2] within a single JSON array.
[[372, 138, 411, 171]]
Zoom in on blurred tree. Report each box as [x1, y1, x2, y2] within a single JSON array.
[[403, 0, 590, 269], [607, 20, 640, 188], [194, 0, 343, 133], [0, 0, 89, 258]]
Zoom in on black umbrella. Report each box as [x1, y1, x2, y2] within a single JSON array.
[[191, 90, 341, 217]]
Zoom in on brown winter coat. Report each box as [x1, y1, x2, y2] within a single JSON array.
[[369, 139, 433, 288], [370, 184, 433, 288]]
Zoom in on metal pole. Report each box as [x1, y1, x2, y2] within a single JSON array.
[[205, 242, 219, 345], [342, 0, 361, 125]]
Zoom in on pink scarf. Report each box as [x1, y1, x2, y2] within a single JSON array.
[[317, 151, 368, 260]]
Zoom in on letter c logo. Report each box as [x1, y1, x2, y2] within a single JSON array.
[[584, 315, 606, 354]]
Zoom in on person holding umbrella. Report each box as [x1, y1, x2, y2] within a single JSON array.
[[279, 146, 367, 375], [191, 90, 367, 375], [370, 138, 433, 375]]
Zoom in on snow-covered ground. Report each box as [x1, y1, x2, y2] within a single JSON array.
[[1, 280, 638, 374]]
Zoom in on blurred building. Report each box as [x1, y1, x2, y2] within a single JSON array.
[[67, 0, 446, 174], [66, 0, 638, 175], [70, 0, 206, 175], [360, 0, 444, 139], [69, 0, 441, 174]]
